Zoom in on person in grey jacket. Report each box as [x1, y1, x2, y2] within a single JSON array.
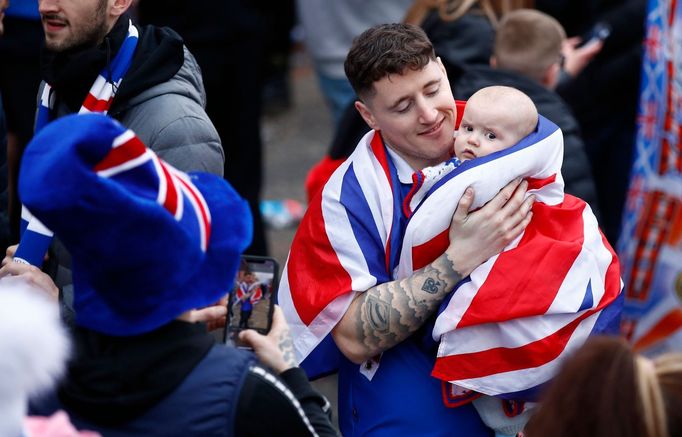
[[12, 0, 225, 316], [34, 0, 222, 175]]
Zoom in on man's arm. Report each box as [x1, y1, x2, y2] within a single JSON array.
[[333, 179, 534, 364]]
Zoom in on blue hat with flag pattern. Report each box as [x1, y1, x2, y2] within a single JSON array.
[[18, 113, 252, 336]]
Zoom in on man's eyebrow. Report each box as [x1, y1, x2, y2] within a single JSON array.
[[423, 79, 441, 89], [388, 95, 410, 110], [387, 79, 441, 109]]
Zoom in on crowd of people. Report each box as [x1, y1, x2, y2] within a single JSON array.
[[0, 0, 679, 436]]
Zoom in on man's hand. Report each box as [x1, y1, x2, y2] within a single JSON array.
[[186, 294, 229, 331], [239, 305, 297, 374], [2, 244, 17, 266], [561, 37, 604, 79], [447, 178, 534, 276], [0, 261, 59, 302], [2, 244, 50, 266]]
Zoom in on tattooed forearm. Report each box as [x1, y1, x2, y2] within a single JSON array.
[[353, 253, 464, 358]]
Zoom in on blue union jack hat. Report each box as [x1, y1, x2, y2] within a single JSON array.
[[18, 113, 252, 335]]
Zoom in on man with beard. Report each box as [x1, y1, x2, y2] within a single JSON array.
[[11, 0, 224, 314], [33, 0, 222, 173]]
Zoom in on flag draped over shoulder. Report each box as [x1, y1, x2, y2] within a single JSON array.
[[279, 98, 468, 378], [279, 129, 401, 373], [619, 0, 682, 355], [398, 116, 623, 398]]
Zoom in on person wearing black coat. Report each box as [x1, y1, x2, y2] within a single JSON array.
[[538, 0, 647, 245]]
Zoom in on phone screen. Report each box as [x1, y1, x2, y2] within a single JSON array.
[[224, 255, 278, 348]]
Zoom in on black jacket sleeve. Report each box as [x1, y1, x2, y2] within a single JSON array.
[[234, 365, 339, 437]]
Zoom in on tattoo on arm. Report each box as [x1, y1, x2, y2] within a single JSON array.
[[353, 254, 464, 358], [364, 295, 390, 334], [421, 278, 441, 294]]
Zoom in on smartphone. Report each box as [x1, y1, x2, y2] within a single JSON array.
[[576, 22, 611, 48], [223, 255, 278, 348]]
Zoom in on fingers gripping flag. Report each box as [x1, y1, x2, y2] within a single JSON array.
[[395, 116, 624, 399]]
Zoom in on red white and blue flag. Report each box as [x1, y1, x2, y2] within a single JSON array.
[[618, 0, 682, 355], [278, 127, 411, 374], [279, 113, 623, 397], [236, 282, 263, 305], [412, 117, 623, 398]]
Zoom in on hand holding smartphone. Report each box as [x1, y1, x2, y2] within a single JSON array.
[[576, 22, 611, 49], [223, 255, 278, 348]]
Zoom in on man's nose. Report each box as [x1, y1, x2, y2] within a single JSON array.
[[38, 0, 59, 13], [416, 99, 438, 124]]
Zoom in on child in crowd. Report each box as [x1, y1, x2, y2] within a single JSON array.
[[451, 85, 540, 437], [421, 85, 620, 437], [453, 85, 538, 165]]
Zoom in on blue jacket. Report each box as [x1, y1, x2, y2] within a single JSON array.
[[36, 345, 255, 436]]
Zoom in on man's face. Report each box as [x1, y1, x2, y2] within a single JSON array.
[[355, 58, 456, 170], [39, 0, 109, 52], [454, 98, 522, 161]]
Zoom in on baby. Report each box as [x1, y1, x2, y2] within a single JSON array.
[[452, 85, 539, 437], [454, 85, 538, 165]]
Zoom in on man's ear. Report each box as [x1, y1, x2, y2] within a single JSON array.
[[436, 56, 447, 74], [489, 56, 497, 68], [541, 62, 561, 89], [110, 0, 134, 18], [355, 100, 379, 131]]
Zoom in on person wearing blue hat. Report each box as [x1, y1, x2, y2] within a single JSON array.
[[14, 113, 338, 436]]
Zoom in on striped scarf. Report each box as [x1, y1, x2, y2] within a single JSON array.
[[15, 20, 139, 266]]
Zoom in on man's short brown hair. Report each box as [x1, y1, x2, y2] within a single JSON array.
[[493, 9, 566, 82], [344, 23, 436, 100]]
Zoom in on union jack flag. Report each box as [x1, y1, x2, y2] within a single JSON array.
[[236, 281, 263, 305], [401, 116, 622, 399], [618, 0, 682, 355], [279, 112, 623, 398]]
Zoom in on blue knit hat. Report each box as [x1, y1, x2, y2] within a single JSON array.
[[19, 113, 252, 335]]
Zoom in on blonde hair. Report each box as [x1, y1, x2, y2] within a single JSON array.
[[636, 355, 667, 437], [493, 9, 565, 82]]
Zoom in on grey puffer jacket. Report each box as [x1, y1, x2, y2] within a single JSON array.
[[34, 23, 224, 314], [109, 46, 223, 176], [39, 45, 223, 176]]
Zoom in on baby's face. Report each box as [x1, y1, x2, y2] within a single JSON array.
[[454, 100, 525, 161]]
